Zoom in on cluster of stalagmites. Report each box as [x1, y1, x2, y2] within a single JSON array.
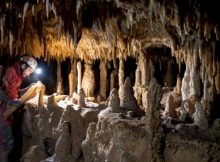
[[20, 75, 145, 162], [159, 63, 215, 134]]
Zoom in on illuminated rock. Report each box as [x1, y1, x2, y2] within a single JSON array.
[[108, 88, 120, 113]]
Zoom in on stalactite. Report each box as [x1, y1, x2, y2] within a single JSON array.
[[32, 5, 35, 16], [51, 2, 56, 16], [76, 0, 83, 19], [72, 21, 78, 50], [9, 31, 13, 55], [23, 2, 29, 22], [46, 0, 50, 18], [118, 58, 124, 99], [77, 61, 82, 93], [56, 58, 63, 95], [57, 16, 62, 39], [99, 60, 107, 99]]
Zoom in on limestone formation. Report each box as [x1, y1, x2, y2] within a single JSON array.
[[77, 61, 82, 93], [21, 146, 48, 162], [1, 0, 220, 162], [82, 110, 147, 162], [110, 69, 118, 91], [53, 122, 72, 162], [68, 59, 77, 96], [164, 61, 174, 87], [192, 101, 208, 130], [118, 59, 125, 99], [175, 75, 182, 94], [162, 93, 176, 119], [78, 88, 86, 108], [182, 100, 195, 119], [82, 62, 95, 97], [108, 88, 120, 113], [56, 58, 63, 95], [120, 77, 139, 112], [100, 60, 107, 99], [181, 64, 190, 101], [140, 53, 148, 87], [189, 65, 201, 98]]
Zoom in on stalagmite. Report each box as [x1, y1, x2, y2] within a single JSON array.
[[108, 88, 120, 113], [82, 62, 95, 97], [175, 75, 182, 94], [47, 95, 58, 108], [118, 59, 124, 99], [162, 94, 176, 119], [144, 78, 162, 162], [120, 77, 139, 112], [77, 61, 82, 93], [100, 60, 107, 99], [54, 122, 72, 161], [68, 60, 77, 96], [56, 58, 63, 95], [192, 101, 208, 130], [78, 88, 86, 108]]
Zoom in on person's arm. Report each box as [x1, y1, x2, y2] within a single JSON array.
[[19, 83, 36, 97]]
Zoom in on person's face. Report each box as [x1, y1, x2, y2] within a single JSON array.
[[22, 67, 34, 78]]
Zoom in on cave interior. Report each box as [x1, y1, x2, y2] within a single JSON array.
[[1, 0, 220, 162]]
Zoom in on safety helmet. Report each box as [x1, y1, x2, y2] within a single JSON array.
[[20, 56, 37, 71]]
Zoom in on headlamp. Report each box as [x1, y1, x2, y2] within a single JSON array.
[[35, 68, 42, 75]]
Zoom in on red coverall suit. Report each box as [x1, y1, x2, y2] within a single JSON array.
[[0, 62, 23, 162]]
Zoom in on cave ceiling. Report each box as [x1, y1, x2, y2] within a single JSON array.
[[0, 0, 219, 62]]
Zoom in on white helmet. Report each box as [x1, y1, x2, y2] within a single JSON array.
[[20, 56, 37, 71]]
